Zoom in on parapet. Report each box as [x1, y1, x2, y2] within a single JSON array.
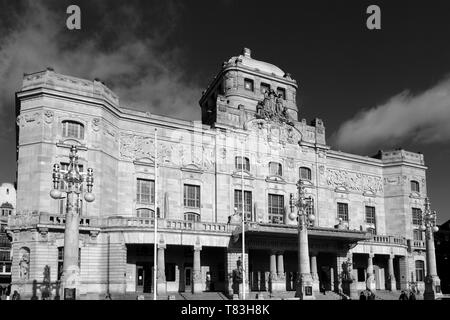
[[373, 149, 425, 166]]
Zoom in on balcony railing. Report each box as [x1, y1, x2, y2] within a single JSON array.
[[366, 234, 408, 246]]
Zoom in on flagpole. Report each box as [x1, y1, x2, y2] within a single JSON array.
[[154, 128, 158, 301], [241, 136, 246, 300]]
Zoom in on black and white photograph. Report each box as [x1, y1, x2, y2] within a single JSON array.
[[1, 0, 450, 313]]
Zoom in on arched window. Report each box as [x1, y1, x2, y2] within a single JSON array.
[[299, 167, 312, 181], [184, 212, 200, 222], [411, 180, 420, 193], [269, 162, 282, 176], [62, 120, 84, 140], [136, 208, 155, 218], [235, 157, 250, 172], [415, 260, 425, 282]]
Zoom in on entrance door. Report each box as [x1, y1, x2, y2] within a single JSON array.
[[136, 264, 152, 293], [185, 267, 192, 292]]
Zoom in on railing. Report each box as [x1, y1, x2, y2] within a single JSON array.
[[412, 240, 425, 248], [366, 234, 407, 246]]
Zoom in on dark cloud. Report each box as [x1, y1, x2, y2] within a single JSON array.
[[0, 0, 201, 126]]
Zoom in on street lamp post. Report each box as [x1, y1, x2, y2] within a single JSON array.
[[421, 197, 442, 300], [289, 179, 315, 300], [50, 146, 95, 300]]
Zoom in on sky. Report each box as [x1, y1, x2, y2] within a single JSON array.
[[0, 0, 449, 223]]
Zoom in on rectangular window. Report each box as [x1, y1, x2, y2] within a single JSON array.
[[234, 190, 252, 221], [244, 79, 254, 91], [337, 203, 349, 222], [137, 179, 155, 205], [411, 181, 420, 192], [235, 157, 250, 172], [260, 83, 270, 94], [413, 229, 423, 241], [268, 194, 284, 224], [300, 167, 312, 181], [415, 261, 425, 282], [277, 87, 286, 99], [184, 184, 201, 208], [365, 206, 376, 224], [412, 208, 422, 225], [357, 268, 366, 282], [184, 212, 200, 222], [269, 162, 283, 176]]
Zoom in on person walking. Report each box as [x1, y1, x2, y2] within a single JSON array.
[[359, 291, 367, 300], [11, 290, 21, 300], [399, 290, 408, 300], [409, 291, 416, 300]]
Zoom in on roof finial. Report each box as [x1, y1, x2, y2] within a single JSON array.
[[242, 48, 251, 58]]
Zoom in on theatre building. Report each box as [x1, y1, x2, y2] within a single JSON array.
[[8, 48, 437, 299]]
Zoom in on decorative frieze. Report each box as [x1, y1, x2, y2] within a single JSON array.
[[326, 168, 383, 194]]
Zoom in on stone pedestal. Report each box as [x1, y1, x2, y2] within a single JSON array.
[[157, 245, 167, 295], [424, 230, 442, 300], [310, 254, 320, 293]]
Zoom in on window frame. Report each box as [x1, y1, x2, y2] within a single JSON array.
[[415, 260, 425, 282], [268, 194, 284, 224], [235, 156, 250, 172], [62, 120, 85, 140], [277, 87, 286, 99], [411, 180, 420, 193], [244, 78, 254, 92], [365, 206, 376, 224], [260, 83, 271, 94], [269, 162, 283, 177], [412, 208, 422, 226], [136, 179, 155, 205], [183, 184, 201, 208], [234, 190, 253, 221], [337, 202, 349, 222], [184, 212, 201, 222], [299, 167, 312, 181]]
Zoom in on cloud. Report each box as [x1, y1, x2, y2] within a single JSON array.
[[330, 76, 450, 154], [0, 0, 202, 133]]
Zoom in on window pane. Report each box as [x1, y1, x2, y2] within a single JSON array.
[[269, 162, 282, 176], [268, 194, 284, 224], [235, 157, 250, 171], [261, 83, 270, 94], [234, 190, 252, 220], [415, 261, 424, 281], [365, 206, 376, 224], [244, 79, 254, 91], [338, 203, 349, 222], [300, 167, 311, 180], [137, 179, 155, 205], [184, 185, 200, 208], [277, 88, 286, 99], [412, 208, 422, 225], [411, 181, 420, 192], [62, 121, 84, 139]]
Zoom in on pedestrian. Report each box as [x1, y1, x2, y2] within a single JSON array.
[[409, 291, 416, 300], [12, 290, 21, 300], [399, 290, 408, 300], [367, 289, 376, 300], [359, 291, 367, 300]]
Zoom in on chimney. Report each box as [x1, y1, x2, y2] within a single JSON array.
[[242, 48, 252, 58]]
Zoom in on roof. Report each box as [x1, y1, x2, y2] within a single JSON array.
[[227, 48, 286, 78]]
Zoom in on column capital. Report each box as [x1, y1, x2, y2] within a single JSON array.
[[158, 243, 166, 250], [194, 244, 202, 251], [389, 253, 395, 259], [368, 252, 374, 259]]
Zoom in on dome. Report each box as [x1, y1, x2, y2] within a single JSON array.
[[227, 48, 286, 78]]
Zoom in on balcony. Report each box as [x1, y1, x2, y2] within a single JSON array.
[[363, 234, 408, 248]]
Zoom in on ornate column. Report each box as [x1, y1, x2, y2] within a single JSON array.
[[388, 254, 397, 291], [424, 227, 442, 299], [366, 253, 375, 290], [273, 252, 286, 292], [157, 244, 167, 295], [193, 244, 202, 294]]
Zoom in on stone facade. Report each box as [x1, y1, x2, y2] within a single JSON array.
[[8, 48, 434, 298]]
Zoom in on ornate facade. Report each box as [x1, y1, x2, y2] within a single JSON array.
[[8, 48, 435, 299]]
